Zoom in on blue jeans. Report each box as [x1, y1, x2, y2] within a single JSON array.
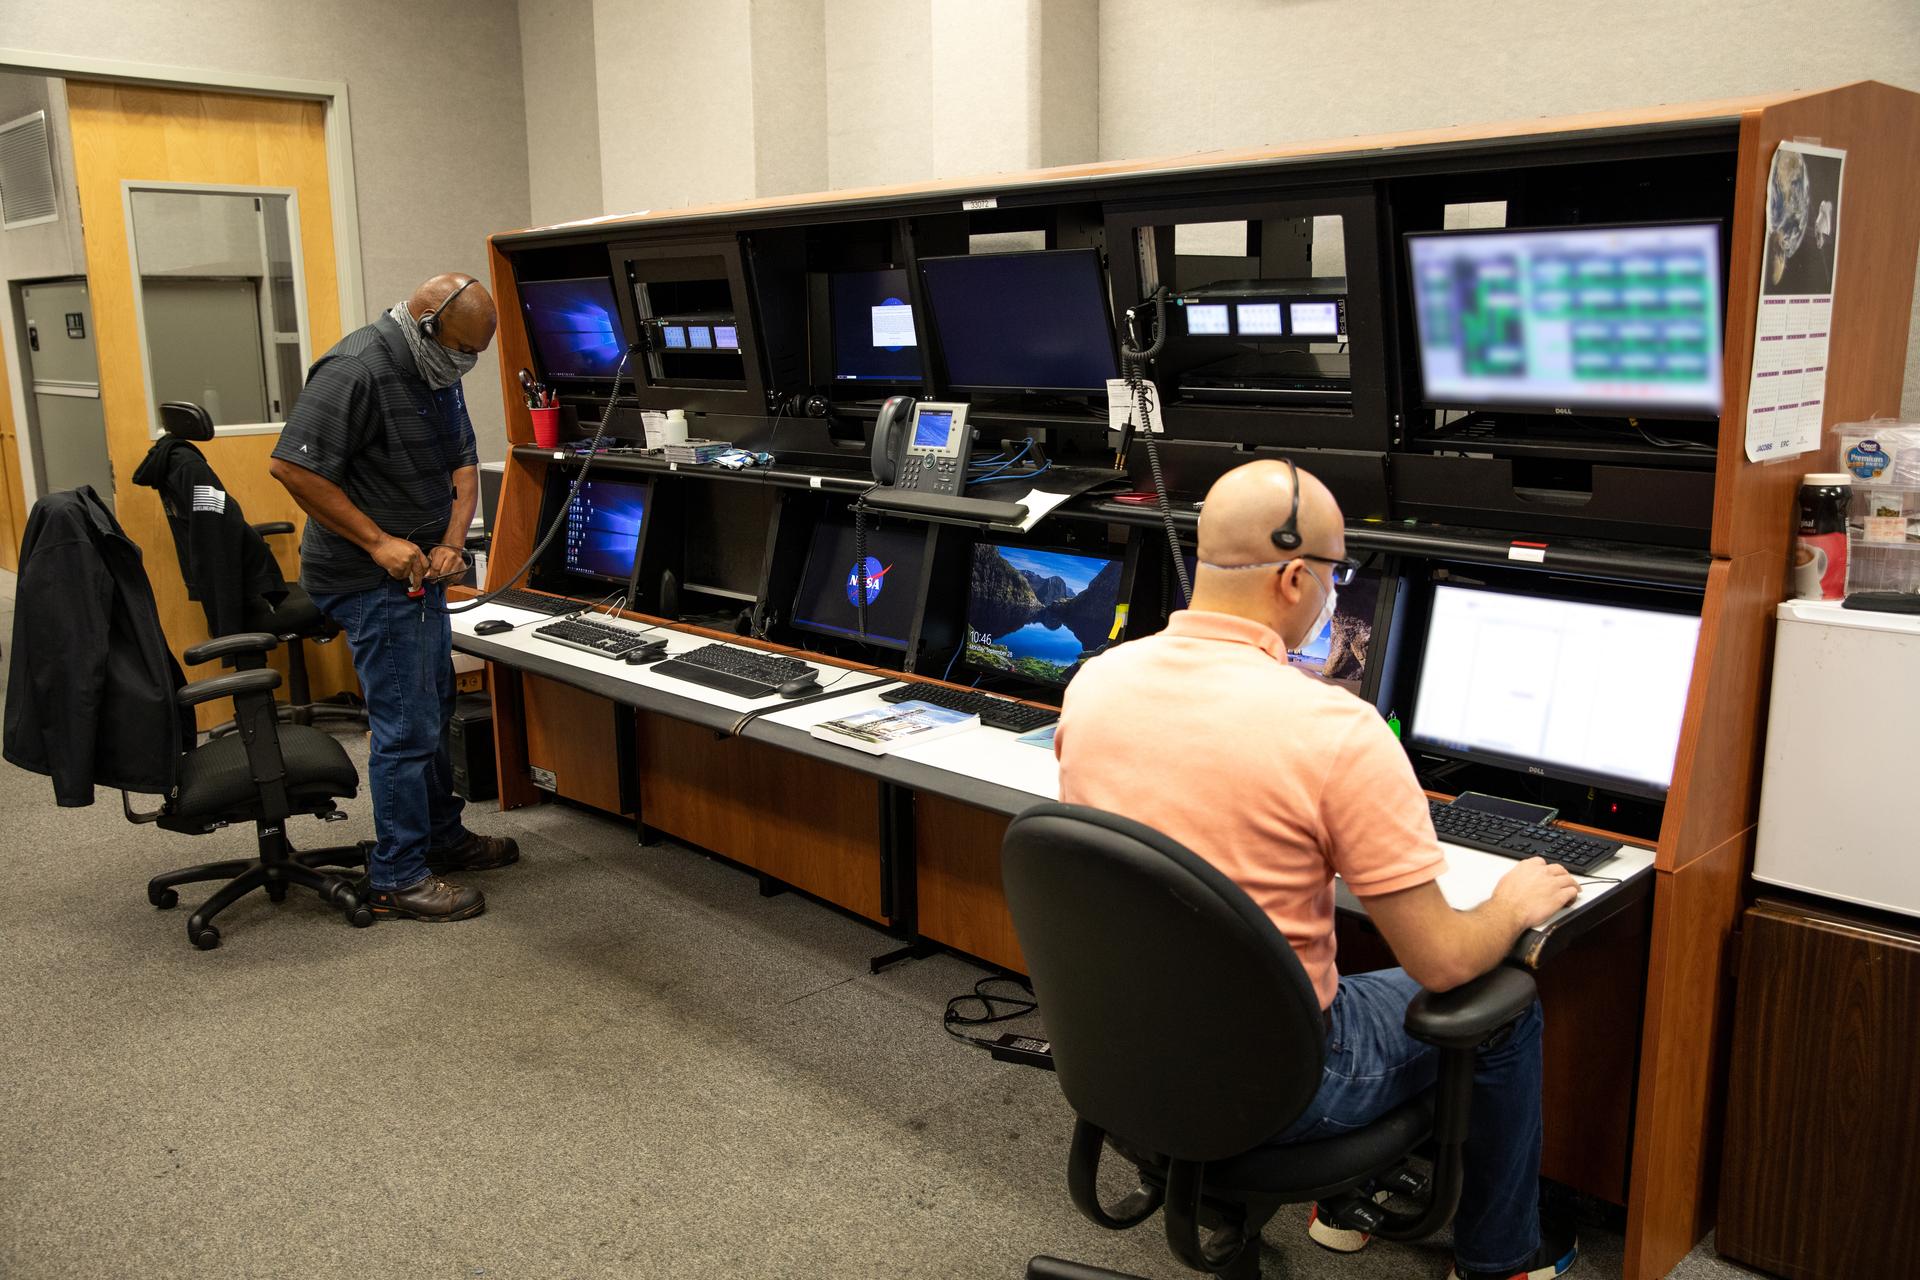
[[1272, 967, 1545, 1274], [310, 579, 468, 891]]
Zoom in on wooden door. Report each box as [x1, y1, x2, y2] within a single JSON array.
[[63, 82, 354, 723], [0, 342, 24, 570]]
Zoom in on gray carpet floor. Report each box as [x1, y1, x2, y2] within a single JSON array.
[[0, 568, 1765, 1279]]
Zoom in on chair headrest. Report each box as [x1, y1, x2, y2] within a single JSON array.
[[1001, 802, 1328, 1162], [157, 402, 215, 442]]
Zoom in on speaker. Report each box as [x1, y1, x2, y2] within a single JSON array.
[[446, 693, 497, 802]]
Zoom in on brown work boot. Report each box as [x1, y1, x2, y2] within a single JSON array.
[[367, 875, 486, 922], [427, 832, 520, 874]]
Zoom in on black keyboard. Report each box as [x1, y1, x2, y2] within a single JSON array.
[[880, 684, 1058, 734], [1426, 800, 1620, 873], [531, 616, 654, 658], [651, 644, 816, 699], [486, 588, 574, 615]]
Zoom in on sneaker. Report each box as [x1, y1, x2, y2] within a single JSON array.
[[1306, 1201, 1372, 1253], [367, 875, 486, 922], [1448, 1224, 1578, 1280], [427, 832, 520, 874]]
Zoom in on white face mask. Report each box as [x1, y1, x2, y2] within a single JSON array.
[[1303, 569, 1337, 647]]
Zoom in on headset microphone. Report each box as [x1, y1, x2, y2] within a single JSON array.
[[419, 277, 477, 340]]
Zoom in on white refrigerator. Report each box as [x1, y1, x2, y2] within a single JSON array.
[[1753, 599, 1920, 918]]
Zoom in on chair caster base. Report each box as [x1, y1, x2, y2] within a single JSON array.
[[191, 924, 220, 950], [149, 886, 178, 909]]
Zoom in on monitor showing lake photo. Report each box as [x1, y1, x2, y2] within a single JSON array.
[[964, 544, 1123, 687]]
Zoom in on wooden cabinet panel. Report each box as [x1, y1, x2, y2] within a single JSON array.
[[522, 673, 629, 815], [636, 712, 883, 921], [1717, 900, 1920, 1280], [914, 796, 1023, 973]]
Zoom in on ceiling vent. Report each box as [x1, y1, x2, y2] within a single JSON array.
[[0, 110, 60, 230]]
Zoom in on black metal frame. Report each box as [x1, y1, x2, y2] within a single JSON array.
[[129, 632, 373, 950]]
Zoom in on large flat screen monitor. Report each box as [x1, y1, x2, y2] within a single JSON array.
[[1407, 222, 1724, 418], [830, 267, 923, 385], [1408, 583, 1700, 797], [790, 521, 930, 651], [918, 249, 1119, 393], [559, 477, 649, 585], [965, 543, 1123, 687], [520, 277, 630, 382]]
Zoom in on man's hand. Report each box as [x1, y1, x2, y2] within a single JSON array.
[[372, 536, 429, 588], [1491, 857, 1582, 931], [426, 545, 467, 583]]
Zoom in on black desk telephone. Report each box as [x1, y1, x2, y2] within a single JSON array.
[[870, 396, 972, 496]]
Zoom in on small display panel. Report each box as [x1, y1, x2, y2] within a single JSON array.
[[918, 249, 1118, 392], [713, 325, 738, 349], [1290, 300, 1341, 336], [830, 267, 923, 384], [519, 277, 630, 381], [661, 325, 688, 350], [913, 407, 954, 448], [1184, 303, 1231, 336], [688, 325, 713, 349], [965, 543, 1123, 687], [1236, 302, 1284, 335], [1409, 583, 1701, 796], [561, 478, 649, 584], [1408, 222, 1724, 416], [789, 521, 930, 651]]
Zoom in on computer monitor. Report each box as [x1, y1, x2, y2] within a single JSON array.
[[829, 267, 923, 385], [789, 520, 931, 651], [1408, 583, 1701, 797], [519, 277, 630, 381], [918, 249, 1119, 393], [558, 477, 650, 586], [1180, 554, 1381, 694], [965, 542, 1123, 687], [1407, 222, 1724, 418]]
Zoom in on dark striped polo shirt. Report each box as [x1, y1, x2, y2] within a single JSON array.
[[272, 314, 479, 593]]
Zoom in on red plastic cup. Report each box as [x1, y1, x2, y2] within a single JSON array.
[[530, 406, 561, 448]]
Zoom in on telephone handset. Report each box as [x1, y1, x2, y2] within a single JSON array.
[[870, 396, 972, 497]]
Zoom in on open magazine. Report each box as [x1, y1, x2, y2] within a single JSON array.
[[809, 701, 979, 756]]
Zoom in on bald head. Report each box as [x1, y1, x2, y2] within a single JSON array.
[[1189, 460, 1347, 648], [407, 273, 497, 355]]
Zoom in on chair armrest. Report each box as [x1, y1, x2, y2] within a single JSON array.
[[252, 520, 296, 537], [184, 632, 280, 666], [1404, 967, 1538, 1050], [178, 668, 282, 708]]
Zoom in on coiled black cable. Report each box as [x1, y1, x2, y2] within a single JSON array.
[[1120, 286, 1188, 605]]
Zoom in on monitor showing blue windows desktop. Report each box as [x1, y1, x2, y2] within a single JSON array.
[[560, 478, 649, 585], [519, 277, 630, 381], [965, 543, 1123, 687]]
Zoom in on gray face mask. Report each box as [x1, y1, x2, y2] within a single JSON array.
[[390, 301, 478, 389]]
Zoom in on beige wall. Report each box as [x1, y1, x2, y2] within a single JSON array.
[[518, 0, 603, 228], [1097, 0, 1920, 418], [1, 0, 533, 463]]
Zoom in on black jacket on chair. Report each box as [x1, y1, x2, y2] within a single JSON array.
[[132, 436, 288, 638], [3, 487, 195, 806]]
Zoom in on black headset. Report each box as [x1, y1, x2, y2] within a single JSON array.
[[1270, 455, 1303, 552], [418, 277, 477, 340]]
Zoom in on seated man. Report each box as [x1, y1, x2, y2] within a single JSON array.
[[1055, 459, 1580, 1280]]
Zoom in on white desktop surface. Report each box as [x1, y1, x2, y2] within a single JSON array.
[[759, 684, 1060, 799], [451, 602, 859, 716]]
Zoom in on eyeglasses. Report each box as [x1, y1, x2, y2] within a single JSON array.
[[1197, 554, 1361, 585]]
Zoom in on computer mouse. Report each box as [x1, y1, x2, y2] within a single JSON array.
[[473, 619, 514, 636], [777, 677, 823, 699], [624, 641, 669, 665]]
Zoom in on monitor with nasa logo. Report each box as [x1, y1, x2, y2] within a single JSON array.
[[789, 519, 933, 651]]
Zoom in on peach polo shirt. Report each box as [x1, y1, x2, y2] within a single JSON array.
[[1055, 610, 1446, 1009]]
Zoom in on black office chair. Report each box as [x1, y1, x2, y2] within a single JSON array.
[[153, 401, 365, 731], [1001, 803, 1539, 1279], [125, 629, 374, 949]]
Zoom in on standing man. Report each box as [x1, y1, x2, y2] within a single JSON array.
[[1055, 460, 1581, 1280], [270, 273, 519, 922]]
